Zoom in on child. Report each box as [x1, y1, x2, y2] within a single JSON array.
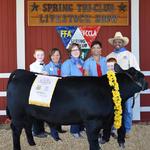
[[44, 48, 61, 76], [107, 57, 117, 139], [61, 43, 84, 138], [107, 57, 117, 71], [43, 48, 63, 141], [30, 49, 45, 73], [29, 48, 47, 138]]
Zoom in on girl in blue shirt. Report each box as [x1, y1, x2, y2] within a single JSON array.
[[61, 44, 84, 77], [43, 48, 63, 141], [61, 43, 84, 138], [44, 48, 61, 76], [84, 40, 108, 76]]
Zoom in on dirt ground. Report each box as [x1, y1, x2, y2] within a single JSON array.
[[0, 124, 150, 150]]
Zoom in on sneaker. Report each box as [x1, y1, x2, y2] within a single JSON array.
[[52, 136, 61, 141], [125, 132, 130, 138], [32, 132, 47, 138], [72, 133, 80, 138]]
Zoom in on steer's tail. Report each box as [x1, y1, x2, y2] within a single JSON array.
[[6, 69, 21, 119], [6, 70, 17, 119], [7, 69, 18, 87], [6, 106, 11, 119]]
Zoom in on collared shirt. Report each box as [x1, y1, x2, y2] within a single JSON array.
[[29, 61, 45, 73], [83, 56, 108, 76], [61, 59, 84, 77], [43, 61, 61, 75], [107, 50, 140, 70]]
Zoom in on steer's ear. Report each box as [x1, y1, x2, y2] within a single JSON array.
[[114, 63, 123, 73]]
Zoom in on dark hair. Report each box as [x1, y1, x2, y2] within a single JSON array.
[[68, 43, 82, 56], [107, 57, 117, 63], [49, 48, 61, 60], [91, 40, 102, 48]]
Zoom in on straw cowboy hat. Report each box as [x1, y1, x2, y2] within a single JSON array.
[[108, 32, 129, 46]]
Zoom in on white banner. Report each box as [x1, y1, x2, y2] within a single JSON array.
[[29, 75, 59, 107]]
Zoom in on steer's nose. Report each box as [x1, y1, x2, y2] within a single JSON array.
[[143, 81, 148, 91]]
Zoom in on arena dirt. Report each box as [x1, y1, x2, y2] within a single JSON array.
[[0, 124, 150, 150]]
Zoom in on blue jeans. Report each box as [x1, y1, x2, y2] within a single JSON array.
[[70, 124, 84, 134], [32, 119, 45, 135], [124, 97, 133, 133], [50, 127, 59, 139], [70, 125, 80, 134]]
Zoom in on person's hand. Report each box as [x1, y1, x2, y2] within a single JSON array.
[[76, 64, 82, 69], [41, 71, 49, 75], [84, 70, 89, 76]]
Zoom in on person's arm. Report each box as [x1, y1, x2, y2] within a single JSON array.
[[42, 64, 50, 75], [129, 53, 140, 71], [102, 58, 108, 75], [83, 60, 90, 76], [84, 70, 89, 76], [61, 60, 71, 77], [29, 63, 35, 72]]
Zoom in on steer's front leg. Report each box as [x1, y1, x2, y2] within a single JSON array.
[[117, 124, 126, 149], [85, 120, 102, 150]]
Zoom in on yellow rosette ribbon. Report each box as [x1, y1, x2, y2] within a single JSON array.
[[107, 70, 122, 129]]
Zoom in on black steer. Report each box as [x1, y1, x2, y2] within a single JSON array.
[[7, 64, 148, 150]]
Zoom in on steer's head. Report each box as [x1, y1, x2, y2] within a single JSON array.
[[114, 64, 148, 92]]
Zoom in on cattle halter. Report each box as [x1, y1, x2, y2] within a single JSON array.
[[125, 71, 144, 90]]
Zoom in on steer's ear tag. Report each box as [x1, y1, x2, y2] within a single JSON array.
[[114, 63, 123, 73]]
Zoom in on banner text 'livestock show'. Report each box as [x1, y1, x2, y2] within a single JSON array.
[[28, 0, 129, 26]]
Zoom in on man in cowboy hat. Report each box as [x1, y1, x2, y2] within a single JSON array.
[[106, 31, 140, 138]]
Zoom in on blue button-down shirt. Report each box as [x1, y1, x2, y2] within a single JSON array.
[[83, 56, 108, 76], [43, 61, 61, 75], [61, 59, 84, 77]]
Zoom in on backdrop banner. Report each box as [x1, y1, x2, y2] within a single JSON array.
[[56, 26, 100, 59]]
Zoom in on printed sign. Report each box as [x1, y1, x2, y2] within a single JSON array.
[[56, 26, 100, 59], [29, 75, 59, 107], [56, 26, 77, 48], [79, 26, 101, 48], [28, 0, 129, 26]]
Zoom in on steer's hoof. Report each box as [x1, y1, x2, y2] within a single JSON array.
[[99, 138, 107, 144], [111, 132, 118, 139], [119, 142, 125, 149], [29, 141, 36, 146]]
